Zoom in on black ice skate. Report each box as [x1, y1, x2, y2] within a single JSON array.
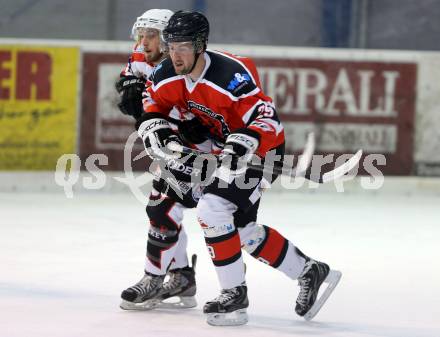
[[120, 255, 197, 310], [158, 254, 197, 309], [203, 283, 249, 326], [295, 259, 342, 321], [120, 272, 165, 310]]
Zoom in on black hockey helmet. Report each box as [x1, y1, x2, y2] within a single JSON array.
[[162, 10, 209, 51]]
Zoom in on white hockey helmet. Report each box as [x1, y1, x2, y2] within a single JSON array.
[[131, 9, 174, 39]]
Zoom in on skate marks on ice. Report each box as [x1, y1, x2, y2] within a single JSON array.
[[3, 292, 437, 337], [246, 316, 439, 337], [117, 309, 439, 337], [0, 281, 111, 300]]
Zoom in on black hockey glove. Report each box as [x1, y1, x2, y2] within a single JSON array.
[[115, 75, 146, 120], [137, 113, 182, 160], [219, 128, 260, 173], [178, 118, 210, 144]]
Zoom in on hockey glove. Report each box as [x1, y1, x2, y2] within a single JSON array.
[[219, 128, 260, 174], [178, 118, 210, 144], [137, 113, 182, 160], [115, 75, 146, 120]]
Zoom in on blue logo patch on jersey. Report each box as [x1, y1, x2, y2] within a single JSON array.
[[227, 73, 251, 91]]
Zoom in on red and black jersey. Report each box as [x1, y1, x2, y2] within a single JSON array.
[[143, 50, 284, 157], [121, 43, 155, 81]]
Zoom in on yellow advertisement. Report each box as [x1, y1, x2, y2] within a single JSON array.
[[0, 45, 79, 170]]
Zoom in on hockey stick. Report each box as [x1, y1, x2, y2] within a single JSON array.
[[169, 132, 314, 176], [167, 134, 363, 183]]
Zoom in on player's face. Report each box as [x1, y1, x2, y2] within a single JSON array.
[[137, 28, 162, 64], [168, 42, 197, 75]]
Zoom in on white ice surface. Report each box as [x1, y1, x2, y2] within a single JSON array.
[[1, 190, 439, 337]]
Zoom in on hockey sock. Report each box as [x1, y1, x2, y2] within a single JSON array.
[[249, 225, 307, 279]]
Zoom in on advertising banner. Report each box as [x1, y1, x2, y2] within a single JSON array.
[[81, 50, 417, 175], [0, 45, 79, 170], [255, 59, 417, 175]]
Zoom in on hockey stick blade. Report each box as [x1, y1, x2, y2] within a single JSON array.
[[319, 149, 363, 183], [304, 270, 342, 321]]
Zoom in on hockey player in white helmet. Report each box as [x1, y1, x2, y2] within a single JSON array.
[[129, 8, 172, 69], [115, 8, 199, 311], [115, 9, 173, 119]]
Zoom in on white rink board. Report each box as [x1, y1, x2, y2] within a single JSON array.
[[1, 191, 439, 337]]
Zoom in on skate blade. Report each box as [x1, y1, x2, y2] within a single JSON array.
[[304, 270, 342, 321], [206, 309, 248, 326], [120, 298, 161, 311], [157, 296, 197, 309]]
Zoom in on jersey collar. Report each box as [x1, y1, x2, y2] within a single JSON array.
[[184, 52, 211, 93]]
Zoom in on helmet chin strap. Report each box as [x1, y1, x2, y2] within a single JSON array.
[[183, 41, 204, 75], [187, 51, 201, 75]]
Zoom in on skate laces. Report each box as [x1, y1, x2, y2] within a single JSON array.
[[297, 277, 311, 306], [163, 271, 182, 291], [132, 273, 162, 294], [214, 288, 239, 304], [297, 261, 314, 306]]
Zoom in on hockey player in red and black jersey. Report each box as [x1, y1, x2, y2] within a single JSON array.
[[116, 8, 274, 314], [116, 9, 200, 312], [133, 11, 339, 326]]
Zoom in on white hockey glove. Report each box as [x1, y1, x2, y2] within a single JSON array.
[[219, 128, 260, 174], [137, 113, 182, 160]]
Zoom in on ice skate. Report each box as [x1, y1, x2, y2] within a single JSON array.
[[120, 255, 197, 310], [203, 283, 249, 326], [295, 259, 342, 321], [120, 272, 165, 310], [157, 254, 197, 309]]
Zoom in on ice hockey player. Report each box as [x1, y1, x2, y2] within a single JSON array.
[[115, 9, 199, 311], [136, 10, 342, 326], [116, 8, 173, 119]]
